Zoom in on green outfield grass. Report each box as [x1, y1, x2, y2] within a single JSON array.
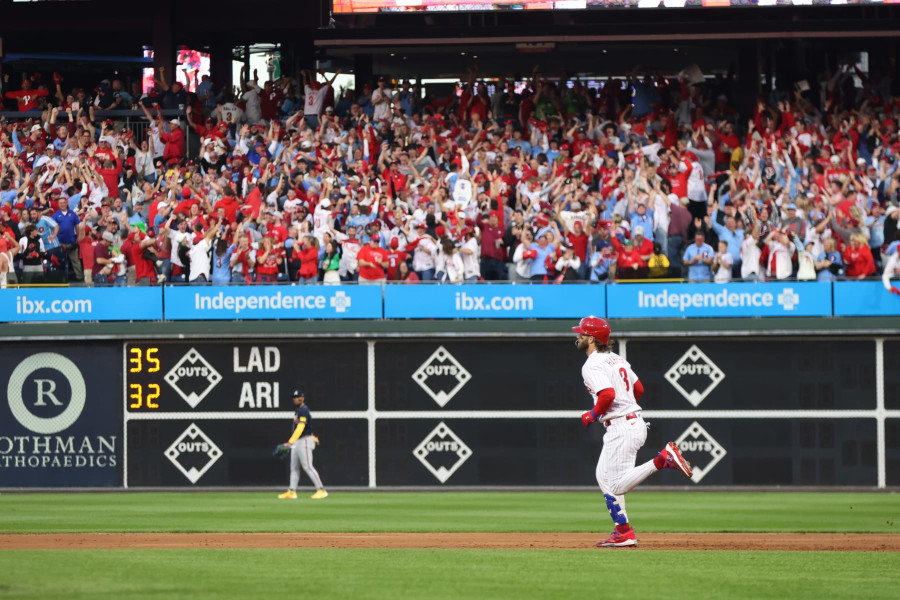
[[0, 491, 898, 533], [2, 492, 898, 600], [1, 548, 898, 600]]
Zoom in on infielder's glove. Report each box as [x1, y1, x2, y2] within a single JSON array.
[[272, 444, 291, 459]]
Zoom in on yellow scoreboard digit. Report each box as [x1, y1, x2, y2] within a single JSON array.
[[125, 345, 163, 411]]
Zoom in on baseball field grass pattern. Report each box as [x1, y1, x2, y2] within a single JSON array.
[[0, 491, 897, 600]]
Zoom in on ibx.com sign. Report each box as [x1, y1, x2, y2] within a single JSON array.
[[0, 348, 120, 487]]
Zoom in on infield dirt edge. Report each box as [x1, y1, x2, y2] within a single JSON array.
[[1, 533, 898, 552]]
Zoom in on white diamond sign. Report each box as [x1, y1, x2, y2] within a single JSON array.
[[675, 421, 727, 484], [164, 423, 223, 484], [664, 345, 725, 406], [412, 346, 472, 407], [164, 347, 222, 408], [413, 422, 472, 483]]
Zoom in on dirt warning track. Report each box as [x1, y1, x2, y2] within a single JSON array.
[[1, 533, 898, 552]]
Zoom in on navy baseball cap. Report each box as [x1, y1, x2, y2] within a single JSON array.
[[292, 389, 305, 397]]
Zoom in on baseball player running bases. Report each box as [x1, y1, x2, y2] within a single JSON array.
[[573, 316, 692, 548], [278, 389, 329, 500]]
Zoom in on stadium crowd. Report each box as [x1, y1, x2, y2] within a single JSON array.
[[1, 63, 899, 292]]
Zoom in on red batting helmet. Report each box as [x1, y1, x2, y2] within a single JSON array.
[[572, 316, 611, 345]]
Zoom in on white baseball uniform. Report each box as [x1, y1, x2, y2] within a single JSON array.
[[883, 252, 899, 291], [581, 350, 659, 528]]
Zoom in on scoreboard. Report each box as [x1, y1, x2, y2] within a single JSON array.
[[0, 338, 892, 488], [122, 341, 370, 487], [124, 342, 368, 413], [120, 338, 886, 488]]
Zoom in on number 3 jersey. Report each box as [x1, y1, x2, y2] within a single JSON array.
[[581, 350, 641, 419]]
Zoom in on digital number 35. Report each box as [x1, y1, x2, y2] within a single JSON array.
[[129, 347, 160, 374]]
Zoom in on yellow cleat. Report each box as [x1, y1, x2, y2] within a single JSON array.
[[278, 490, 297, 499], [311, 489, 329, 500]]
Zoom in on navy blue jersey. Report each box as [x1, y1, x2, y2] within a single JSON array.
[[293, 405, 313, 438]]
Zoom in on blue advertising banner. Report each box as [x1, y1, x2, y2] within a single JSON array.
[[833, 281, 900, 316], [606, 281, 832, 318], [0, 344, 121, 487], [383, 283, 605, 319], [164, 285, 382, 320], [0, 287, 163, 322]]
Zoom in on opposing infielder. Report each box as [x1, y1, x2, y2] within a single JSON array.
[[573, 316, 692, 548], [278, 389, 329, 500]]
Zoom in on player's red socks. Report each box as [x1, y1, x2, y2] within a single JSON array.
[[653, 451, 667, 470], [653, 450, 669, 471], [615, 523, 631, 534]]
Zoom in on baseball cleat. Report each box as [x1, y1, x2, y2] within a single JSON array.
[[311, 489, 329, 500], [596, 527, 637, 548], [664, 442, 693, 479], [277, 490, 298, 499]]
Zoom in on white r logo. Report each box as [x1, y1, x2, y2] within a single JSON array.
[[7, 353, 86, 434], [33, 379, 63, 406]]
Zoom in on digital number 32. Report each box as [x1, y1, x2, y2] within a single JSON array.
[[129, 383, 160, 409]]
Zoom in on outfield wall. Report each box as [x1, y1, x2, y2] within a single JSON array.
[[2, 335, 897, 489]]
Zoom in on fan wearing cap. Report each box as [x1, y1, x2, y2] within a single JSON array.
[[127, 226, 164, 286], [313, 197, 337, 244], [610, 236, 646, 279], [186, 224, 218, 284], [589, 239, 617, 283], [259, 78, 286, 122], [157, 116, 185, 166], [94, 149, 123, 196], [91, 231, 117, 285], [704, 194, 741, 274], [573, 316, 692, 548], [371, 76, 393, 123], [357, 233, 389, 283], [628, 200, 655, 244], [51, 195, 84, 282], [277, 389, 328, 500], [475, 210, 507, 280], [780, 202, 806, 239], [555, 242, 582, 281], [18, 223, 47, 284], [385, 236, 413, 281], [824, 154, 850, 186]]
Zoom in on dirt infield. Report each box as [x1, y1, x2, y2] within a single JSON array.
[[1, 533, 898, 552]]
